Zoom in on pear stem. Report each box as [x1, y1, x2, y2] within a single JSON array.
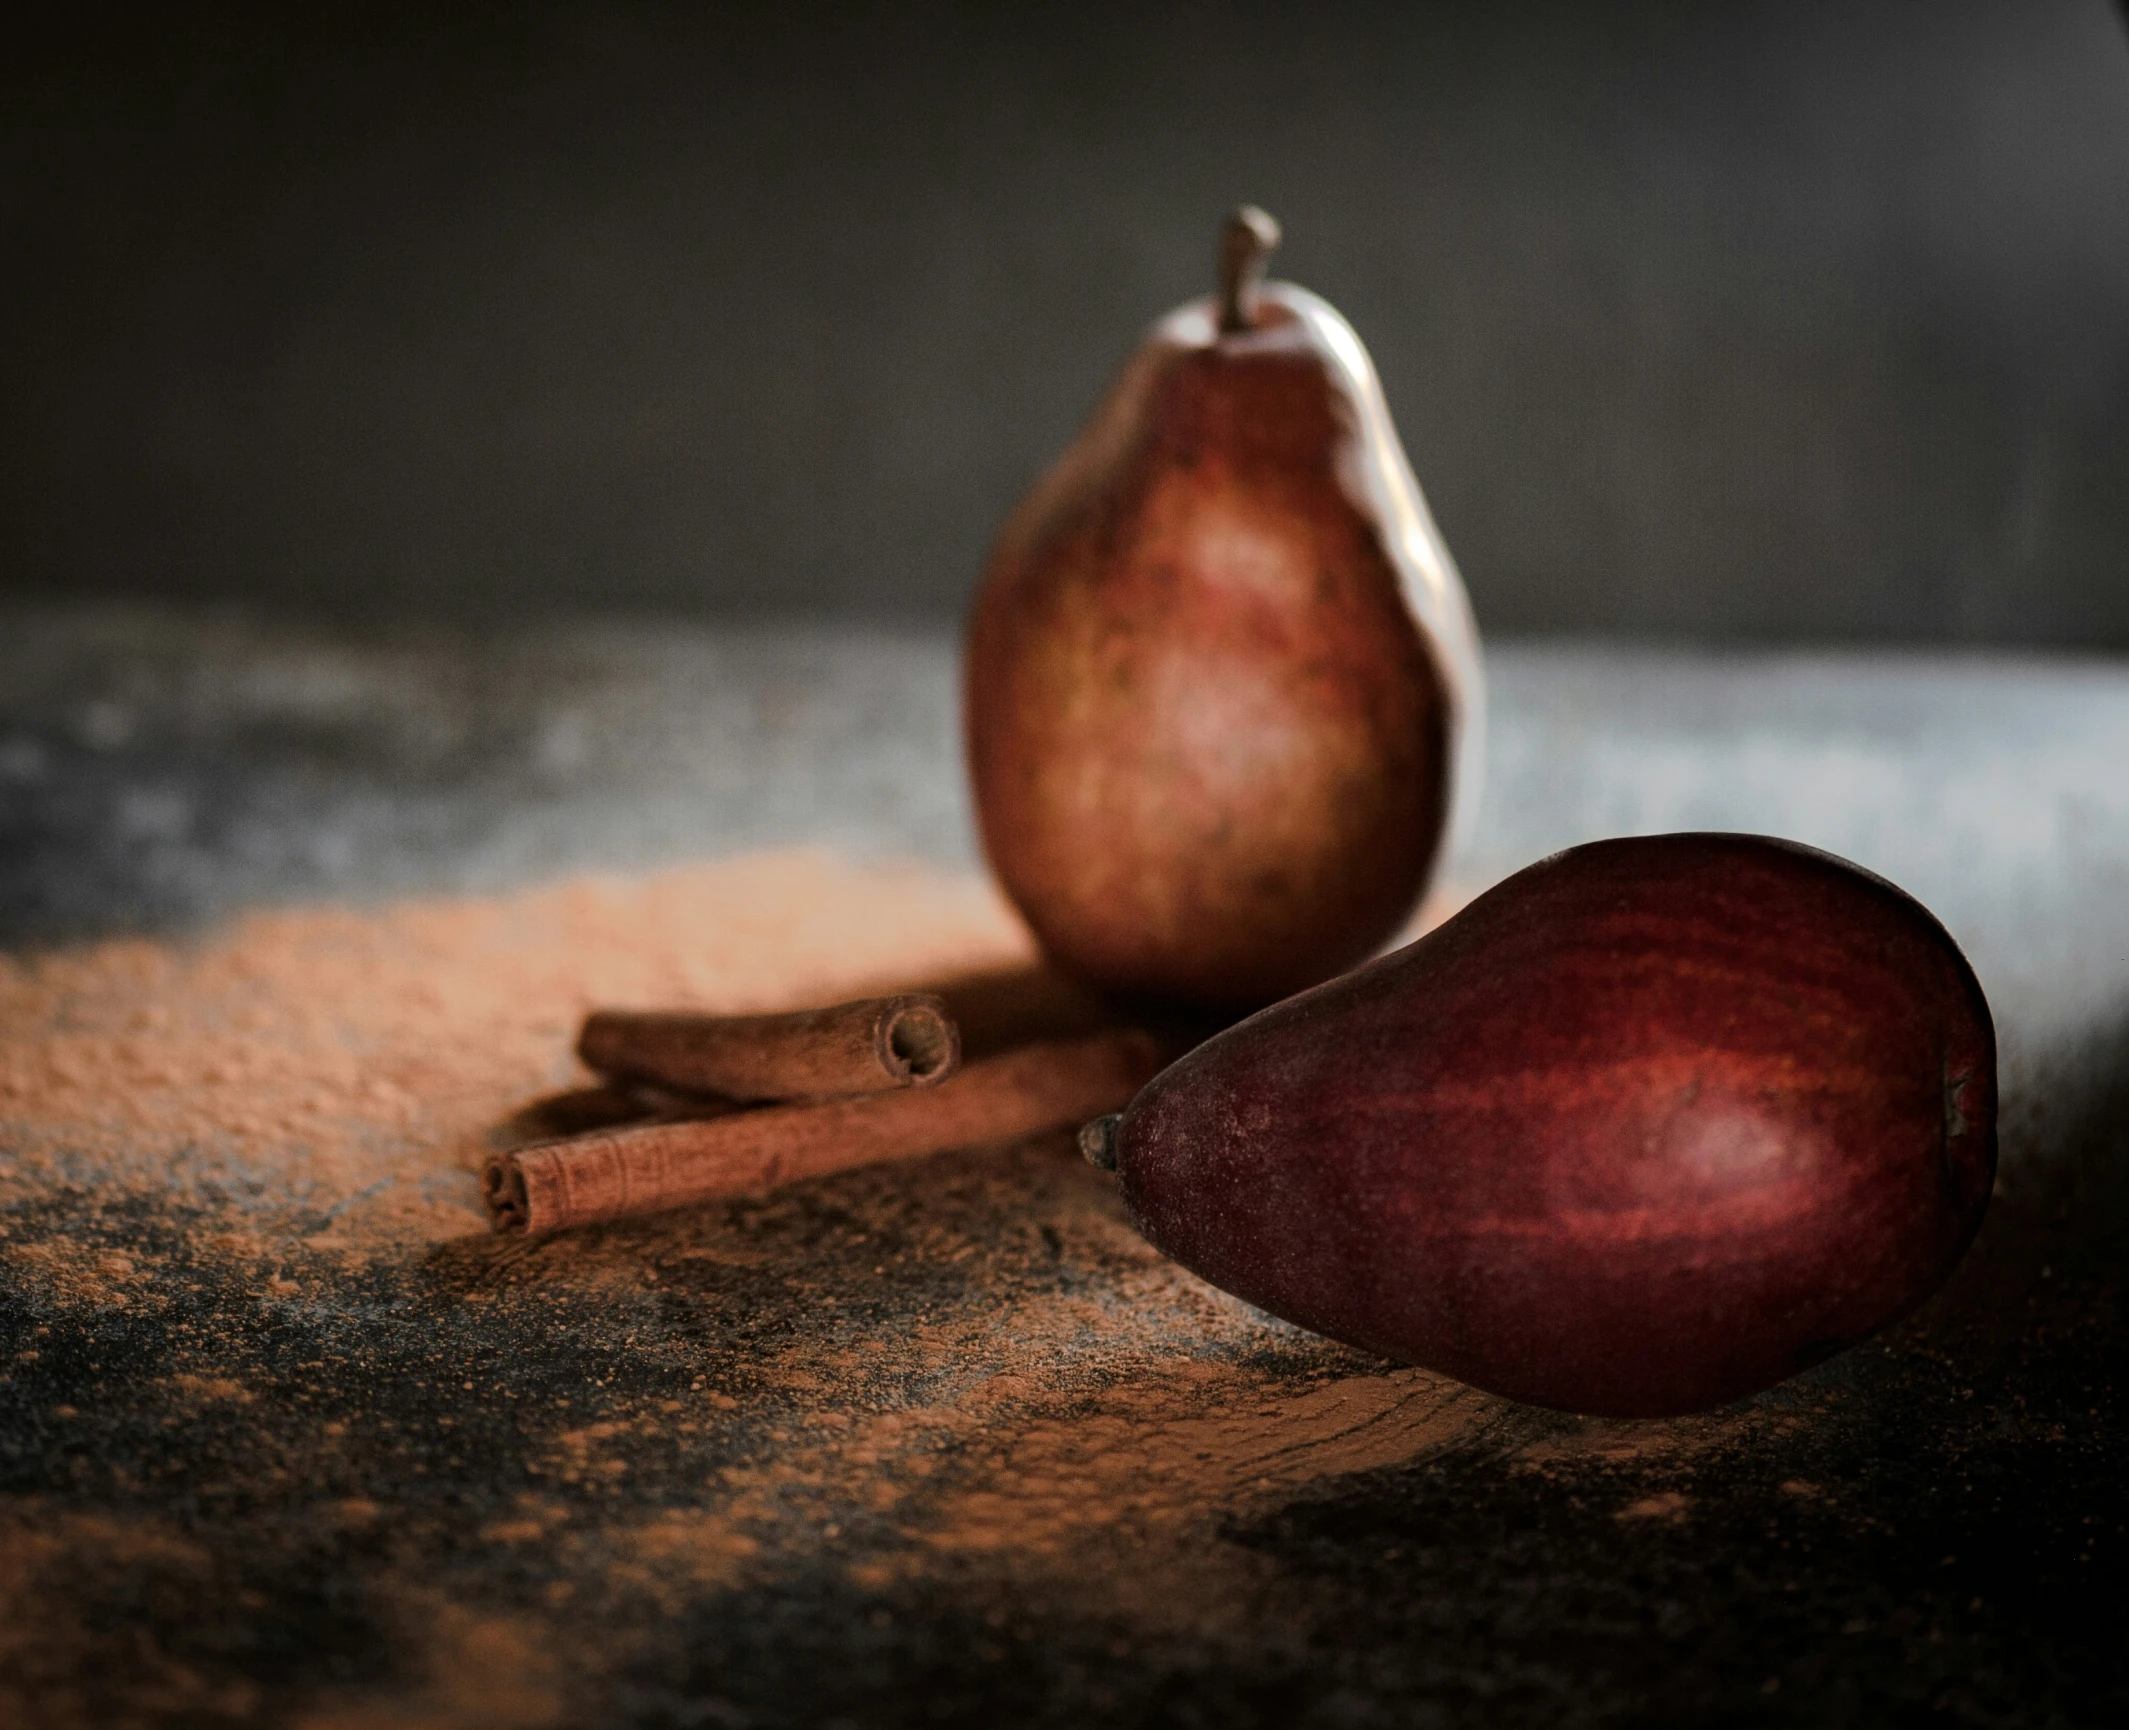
[[1218, 206, 1282, 334], [1079, 1112, 1122, 1172]]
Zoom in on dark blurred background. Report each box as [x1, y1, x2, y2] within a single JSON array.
[[4, 0, 2127, 641]]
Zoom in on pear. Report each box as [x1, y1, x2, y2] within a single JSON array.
[[1086, 834, 1998, 1418], [965, 208, 1482, 1009]]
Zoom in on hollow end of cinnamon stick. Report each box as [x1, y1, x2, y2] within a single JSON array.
[[879, 997, 957, 1086], [482, 1154, 530, 1232]]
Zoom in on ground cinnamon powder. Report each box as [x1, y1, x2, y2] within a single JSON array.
[[1, 850, 1755, 1725], [0, 849, 1029, 1238]]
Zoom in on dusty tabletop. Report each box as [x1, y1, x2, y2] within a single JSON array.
[[4, 613, 2127, 1726], [1, 848, 2120, 1728]]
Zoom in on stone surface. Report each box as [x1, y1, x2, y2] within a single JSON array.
[[2, 603, 2124, 1726]]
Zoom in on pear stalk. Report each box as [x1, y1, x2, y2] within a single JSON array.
[[1218, 205, 1282, 333]]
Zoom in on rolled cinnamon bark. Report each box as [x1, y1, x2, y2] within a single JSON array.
[[576, 994, 959, 1101], [486, 1028, 1167, 1235]]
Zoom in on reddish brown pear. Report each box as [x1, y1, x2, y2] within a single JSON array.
[[1089, 834, 1997, 1417], [965, 208, 1482, 1010]]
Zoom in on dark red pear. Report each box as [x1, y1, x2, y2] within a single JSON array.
[[965, 207, 1482, 1010], [1089, 833, 1997, 1418]]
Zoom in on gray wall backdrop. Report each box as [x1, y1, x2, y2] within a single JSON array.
[[5, 0, 2128, 641]]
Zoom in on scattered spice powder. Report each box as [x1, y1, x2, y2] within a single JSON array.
[[1, 849, 1758, 1722], [0, 848, 1033, 1239]]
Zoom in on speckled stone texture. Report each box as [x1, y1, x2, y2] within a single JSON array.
[[2, 602, 2124, 1727]]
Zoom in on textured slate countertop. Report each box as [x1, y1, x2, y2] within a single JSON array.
[[2, 603, 2124, 1727]]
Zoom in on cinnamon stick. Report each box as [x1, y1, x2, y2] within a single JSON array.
[[483, 1028, 1166, 1235], [576, 994, 959, 1101]]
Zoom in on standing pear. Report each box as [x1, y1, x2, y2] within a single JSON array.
[[966, 208, 1482, 1008]]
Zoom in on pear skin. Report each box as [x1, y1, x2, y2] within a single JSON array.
[[1104, 834, 1998, 1418], [965, 209, 1481, 1010]]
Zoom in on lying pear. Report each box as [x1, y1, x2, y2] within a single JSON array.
[[1085, 834, 1997, 1417], [966, 207, 1482, 1010]]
